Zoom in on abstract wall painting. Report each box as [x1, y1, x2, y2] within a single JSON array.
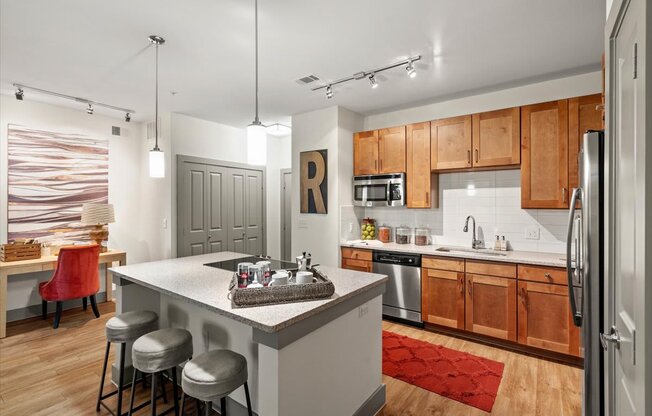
[[7, 125, 109, 243], [300, 149, 328, 214]]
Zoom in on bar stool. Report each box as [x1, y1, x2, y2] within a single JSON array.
[[97, 310, 159, 416], [180, 350, 253, 416], [128, 328, 193, 416]]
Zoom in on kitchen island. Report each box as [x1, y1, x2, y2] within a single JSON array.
[[110, 251, 388, 416]]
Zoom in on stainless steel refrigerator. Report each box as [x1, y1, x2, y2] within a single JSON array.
[[567, 130, 604, 416]]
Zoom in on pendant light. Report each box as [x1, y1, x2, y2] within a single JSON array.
[[149, 35, 166, 178], [246, 0, 267, 166]]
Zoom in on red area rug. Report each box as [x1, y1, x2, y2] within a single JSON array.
[[382, 331, 505, 412]]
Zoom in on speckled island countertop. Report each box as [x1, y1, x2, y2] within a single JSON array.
[[340, 241, 568, 268], [109, 251, 387, 334]]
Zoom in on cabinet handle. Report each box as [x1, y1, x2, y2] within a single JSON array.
[[544, 272, 552, 280], [380, 159, 383, 171], [520, 287, 528, 308], [459, 276, 464, 293], [474, 149, 479, 163], [467, 150, 471, 164], [468, 282, 473, 297], [426, 191, 429, 202], [562, 188, 568, 203]]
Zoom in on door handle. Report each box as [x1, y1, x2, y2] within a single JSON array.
[[600, 326, 621, 350], [566, 187, 582, 327]]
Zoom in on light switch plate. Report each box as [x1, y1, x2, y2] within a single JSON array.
[[298, 219, 308, 229], [525, 227, 540, 240]]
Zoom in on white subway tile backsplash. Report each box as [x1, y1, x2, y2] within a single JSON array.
[[349, 169, 569, 254]]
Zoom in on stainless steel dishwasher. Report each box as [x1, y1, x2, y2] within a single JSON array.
[[372, 251, 422, 325]]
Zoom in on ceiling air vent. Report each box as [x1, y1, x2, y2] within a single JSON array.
[[295, 75, 320, 85], [112, 126, 121, 136]]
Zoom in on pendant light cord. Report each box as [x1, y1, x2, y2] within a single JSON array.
[[254, 0, 260, 124], [154, 42, 160, 150]]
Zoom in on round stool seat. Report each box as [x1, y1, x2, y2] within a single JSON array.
[[182, 350, 248, 401], [132, 328, 193, 373], [105, 310, 158, 343]]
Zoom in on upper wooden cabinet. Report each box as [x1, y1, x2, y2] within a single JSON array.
[[431, 115, 472, 170], [378, 126, 406, 173], [568, 94, 603, 191], [353, 130, 379, 176], [472, 107, 520, 168], [407, 123, 435, 208], [521, 100, 569, 209]]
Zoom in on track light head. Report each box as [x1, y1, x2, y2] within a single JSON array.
[[15, 88, 24, 100], [86, 103, 94, 115], [125, 113, 131, 122], [326, 85, 333, 99], [369, 74, 378, 89], [406, 61, 416, 78]]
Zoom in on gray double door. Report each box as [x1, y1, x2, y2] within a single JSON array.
[[178, 160, 264, 257]]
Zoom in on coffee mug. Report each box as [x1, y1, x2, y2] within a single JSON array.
[[270, 271, 289, 286], [296, 271, 315, 284]]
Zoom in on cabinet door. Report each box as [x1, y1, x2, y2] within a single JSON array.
[[353, 130, 379, 176], [568, 94, 603, 191], [521, 100, 569, 208], [422, 268, 465, 329], [378, 126, 406, 173], [472, 107, 520, 167], [431, 115, 472, 170], [465, 274, 517, 341], [341, 258, 371, 272], [407, 122, 433, 208], [517, 281, 580, 356]]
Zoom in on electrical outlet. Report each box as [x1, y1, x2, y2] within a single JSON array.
[[348, 222, 354, 233], [162, 218, 167, 229], [525, 227, 540, 240]]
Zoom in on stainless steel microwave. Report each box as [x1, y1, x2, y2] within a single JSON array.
[[353, 173, 406, 207]]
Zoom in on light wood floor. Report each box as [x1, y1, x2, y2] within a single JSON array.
[[0, 303, 582, 416]]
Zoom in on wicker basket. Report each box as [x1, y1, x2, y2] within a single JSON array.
[[1, 242, 42, 262], [229, 267, 335, 308]]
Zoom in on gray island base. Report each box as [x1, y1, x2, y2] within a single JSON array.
[[110, 251, 388, 416]]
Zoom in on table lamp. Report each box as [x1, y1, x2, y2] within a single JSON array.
[[81, 203, 115, 252]]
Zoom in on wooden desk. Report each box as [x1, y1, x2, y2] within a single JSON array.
[[0, 249, 126, 338]]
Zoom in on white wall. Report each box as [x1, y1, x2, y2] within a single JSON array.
[[266, 134, 292, 259], [0, 95, 150, 312]]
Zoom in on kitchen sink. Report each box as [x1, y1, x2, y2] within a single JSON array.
[[436, 246, 508, 257]]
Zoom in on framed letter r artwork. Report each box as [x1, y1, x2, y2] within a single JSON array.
[[300, 149, 328, 214]]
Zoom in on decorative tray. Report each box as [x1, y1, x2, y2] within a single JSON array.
[[228, 267, 335, 308]]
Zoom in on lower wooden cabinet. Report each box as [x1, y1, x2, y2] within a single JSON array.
[[464, 274, 517, 341], [341, 248, 372, 272], [517, 281, 580, 356], [422, 268, 465, 329]]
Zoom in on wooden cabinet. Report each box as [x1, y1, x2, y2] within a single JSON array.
[[341, 247, 372, 272], [378, 126, 406, 174], [465, 273, 517, 341], [353, 130, 379, 176], [472, 107, 520, 168], [421, 256, 465, 329], [568, 94, 603, 190], [431, 115, 472, 170], [517, 281, 580, 356], [521, 100, 569, 208], [407, 123, 436, 208]]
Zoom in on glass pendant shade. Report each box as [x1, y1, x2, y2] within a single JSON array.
[[246, 123, 267, 165], [149, 148, 165, 178]]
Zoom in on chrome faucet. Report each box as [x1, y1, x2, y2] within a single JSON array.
[[463, 215, 483, 249]]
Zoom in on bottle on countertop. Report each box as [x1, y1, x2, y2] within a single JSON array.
[[500, 236, 508, 251], [494, 235, 501, 251]]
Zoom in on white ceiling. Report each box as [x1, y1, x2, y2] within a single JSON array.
[[0, 0, 604, 127]]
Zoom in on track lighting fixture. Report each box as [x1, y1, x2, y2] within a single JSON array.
[[125, 113, 131, 122], [11, 83, 134, 117], [369, 74, 378, 89], [406, 60, 416, 78], [311, 54, 421, 98]]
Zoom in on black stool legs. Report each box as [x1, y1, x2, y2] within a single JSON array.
[[96, 341, 127, 415]]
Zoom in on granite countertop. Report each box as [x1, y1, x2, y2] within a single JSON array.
[[340, 241, 568, 268], [109, 251, 387, 334]]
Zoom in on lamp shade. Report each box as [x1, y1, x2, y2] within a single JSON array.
[[81, 203, 115, 225], [247, 123, 267, 165], [149, 149, 165, 178]]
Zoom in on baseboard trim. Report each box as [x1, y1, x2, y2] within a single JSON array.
[[7, 292, 107, 322], [354, 384, 386, 416]]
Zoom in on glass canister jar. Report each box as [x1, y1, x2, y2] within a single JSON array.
[[395, 227, 412, 244], [361, 218, 376, 240], [377, 225, 392, 243], [415, 227, 431, 246]]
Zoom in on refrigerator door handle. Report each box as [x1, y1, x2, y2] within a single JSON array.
[[566, 187, 583, 327]]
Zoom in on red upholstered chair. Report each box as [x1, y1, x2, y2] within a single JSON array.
[[39, 244, 101, 329]]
